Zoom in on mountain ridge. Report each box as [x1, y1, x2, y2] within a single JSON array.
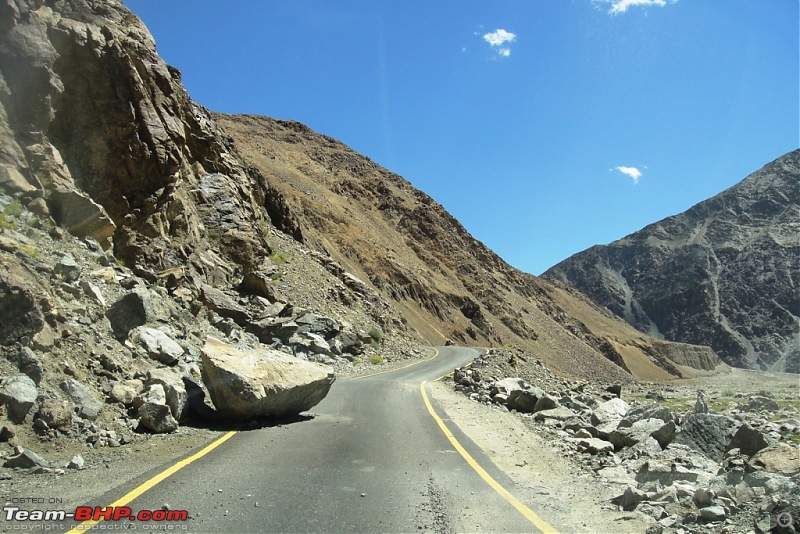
[[545, 149, 800, 372]]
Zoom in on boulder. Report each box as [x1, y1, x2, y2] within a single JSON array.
[[673, 413, 740, 462], [135, 384, 167, 408], [612, 486, 647, 511], [17, 347, 44, 385], [54, 255, 80, 283], [295, 313, 341, 340], [575, 437, 614, 455], [106, 289, 165, 339], [138, 402, 178, 434], [58, 379, 103, 420], [246, 317, 299, 344], [0, 164, 36, 193], [237, 268, 280, 300], [591, 397, 630, 427], [699, 505, 726, 522], [533, 406, 576, 423], [507, 388, 542, 413], [742, 395, 780, 412], [146, 368, 188, 420], [491, 378, 526, 396], [48, 188, 115, 248], [750, 444, 800, 476], [620, 436, 663, 459], [635, 460, 703, 487], [109, 379, 144, 405], [200, 337, 335, 420], [609, 418, 676, 450], [36, 399, 73, 431], [726, 423, 773, 457], [0, 374, 38, 422], [68, 455, 85, 470], [334, 331, 363, 355], [694, 390, 709, 414], [620, 403, 676, 426], [0, 425, 15, 442], [288, 333, 333, 357], [200, 284, 250, 325], [533, 393, 559, 413], [0, 269, 45, 346], [81, 281, 106, 307], [133, 327, 184, 365], [4, 448, 49, 469]]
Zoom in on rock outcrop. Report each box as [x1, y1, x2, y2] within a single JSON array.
[[545, 150, 800, 372], [200, 337, 335, 420]]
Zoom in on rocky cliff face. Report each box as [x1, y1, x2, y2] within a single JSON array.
[[0, 0, 288, 282], [545, 150, 800, 372], [0, 0, 424, 458]]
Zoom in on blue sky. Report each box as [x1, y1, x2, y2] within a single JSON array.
[[124, 0, 798, 275]]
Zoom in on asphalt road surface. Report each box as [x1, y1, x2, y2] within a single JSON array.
[[63, 347, 557, 533]]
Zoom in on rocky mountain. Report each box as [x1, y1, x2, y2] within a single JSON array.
[[0, 0, 730, 465], [0, 0, 434, 454], [545, 150, 800, 372], [214, 113, 722, 382]]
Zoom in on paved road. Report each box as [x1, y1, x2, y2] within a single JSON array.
[[65, 347, 554, 533]]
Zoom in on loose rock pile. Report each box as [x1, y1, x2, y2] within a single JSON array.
[[0, 193, 418, 477], [453, 350, 800, 533]]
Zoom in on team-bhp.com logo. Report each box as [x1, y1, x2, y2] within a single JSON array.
[[4, 505, 188, 523]]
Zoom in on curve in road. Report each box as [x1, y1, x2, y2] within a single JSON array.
[[65, 346, 559, 533]]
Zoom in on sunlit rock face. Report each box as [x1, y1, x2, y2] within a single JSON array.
[[0, 0, 286, 281], [546, 150, 800, 372]]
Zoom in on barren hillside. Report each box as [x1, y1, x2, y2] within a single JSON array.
[[215, 113, 721, 382], [546, 150, 800, 372]]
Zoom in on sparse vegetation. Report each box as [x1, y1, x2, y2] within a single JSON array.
[[367, 326, 383, 349], [269, 251, 289, 265], [3, 199, 23, 218], [18, 245, 40, 258], [368, 326, 382, 343], [368, 354, 383, 365]]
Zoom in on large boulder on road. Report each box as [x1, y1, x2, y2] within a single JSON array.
[[200, 337, 335, 420]]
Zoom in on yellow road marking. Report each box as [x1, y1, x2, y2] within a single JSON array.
[[354, 348, 439, 379], [419, 382, 559, 534], [66, 430, 238, 533]]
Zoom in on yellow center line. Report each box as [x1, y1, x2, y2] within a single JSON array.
[[419, 381, 559, 534], [354, 348, 439, 379], [66, 430, 238, 533]]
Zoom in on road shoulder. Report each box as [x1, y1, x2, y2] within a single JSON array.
[[429, 380, 654, 533]]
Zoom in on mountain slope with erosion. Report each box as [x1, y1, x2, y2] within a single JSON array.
[[215, 113, 722, 382], [545, 150, 800, 372]]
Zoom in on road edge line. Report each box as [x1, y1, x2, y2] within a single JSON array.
[[419, 382, 559, 534], [66, 430, 238, 533]]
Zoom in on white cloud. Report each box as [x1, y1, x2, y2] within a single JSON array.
[[615, 166, 643, 184], [595, 0, 673, 15], [483, 29, 516, 47], [482, 29, 516, 58]]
